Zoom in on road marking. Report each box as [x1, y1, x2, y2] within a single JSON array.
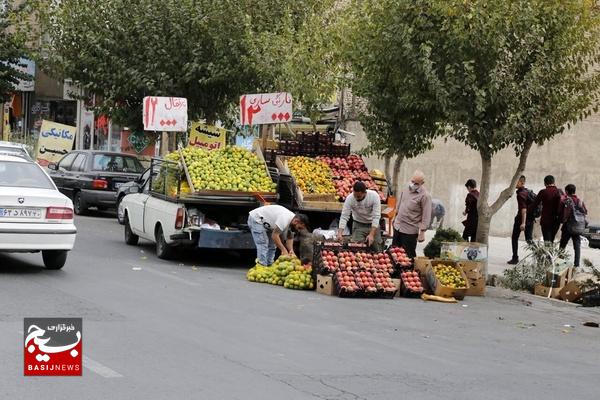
[[128, 263, 200, 287], [83, 355, 123, 378]]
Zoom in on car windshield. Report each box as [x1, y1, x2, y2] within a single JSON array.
[[0, 161, 55, 189], [92, 154, 144, 173]]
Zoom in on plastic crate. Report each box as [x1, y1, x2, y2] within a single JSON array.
[[399, 270, 425, 298]]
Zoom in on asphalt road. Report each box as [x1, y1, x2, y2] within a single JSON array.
[[1, 213, 599, 399]]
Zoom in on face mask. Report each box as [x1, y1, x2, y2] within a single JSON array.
[[408, 182, 419, 191]]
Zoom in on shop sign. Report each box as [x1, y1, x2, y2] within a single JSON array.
[[188, 122, 227, 150], [142, 96, 188, 132], [121, 130, 155, 156], [36, 120, 76, 167], [239, 92, 293, 126]]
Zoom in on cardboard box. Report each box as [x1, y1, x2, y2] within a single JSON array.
[[425, 261, 469, 300], [414, 257, 431, 274], [460, 260, 486, 296], [545, 265, 574, 288], [391, 278, 401, 297], [534, 284, 562, 299], [316, 274, 334, 296], [559, 281, 583, 303], [440, 242, 488, 262]]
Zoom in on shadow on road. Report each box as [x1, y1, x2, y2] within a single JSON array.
[[0, 253, 47, 274]]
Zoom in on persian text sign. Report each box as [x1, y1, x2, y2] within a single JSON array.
[[24, 318, 82, 376], [36, 120, 76, 167], [188, 122, 227, 150], [239, 92, 293, 126], [143, 96, 188, 132]]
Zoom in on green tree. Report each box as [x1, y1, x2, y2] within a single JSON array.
[[0, 6, 30, 101], [343, 0, 445, 194], [21, 0, 341, 130], [346, 0, 600, 243]]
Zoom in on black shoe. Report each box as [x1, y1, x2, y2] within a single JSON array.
[[507, 258, 519, 265]]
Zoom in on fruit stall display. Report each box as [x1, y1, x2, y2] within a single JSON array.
[[286, 156, 336, 195], [388, 246, 413, 268], [316, 155, 386, 201], [177, 146, 276, 193], [432, 263, 468, 289], [399, 270, 424, 297], [316, 245, 397, 298], [246, 256, 314, 290]]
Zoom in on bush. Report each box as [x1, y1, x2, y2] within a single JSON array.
[[423, 228, 464, 259], [501, 241, 569, 292]]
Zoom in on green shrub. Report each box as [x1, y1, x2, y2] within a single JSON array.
[[423, 228, 464, 259]]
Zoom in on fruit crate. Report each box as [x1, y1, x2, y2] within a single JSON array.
[[399, 270, 425, 298], [387, 246, 414, 269], [333, 271, 362, 297]]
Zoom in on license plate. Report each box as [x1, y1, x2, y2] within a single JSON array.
[[0, 207, 42, 218]]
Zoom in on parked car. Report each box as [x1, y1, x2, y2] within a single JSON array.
[[583, 223, 600, 249], [0, 140, 33, 161], [116, 168, 150, 224], [0, 154, 76, 269], [47, 150, 144, 215]]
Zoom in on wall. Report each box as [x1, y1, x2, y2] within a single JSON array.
[[345, 116, 600, 237]]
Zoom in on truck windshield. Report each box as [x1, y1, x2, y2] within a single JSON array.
[[93, 154, 144, 173]]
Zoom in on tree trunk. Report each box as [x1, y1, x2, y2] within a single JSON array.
[[391, 155, 404, 196], [475, 139, 534, 244], [384, 155, 392, 182]]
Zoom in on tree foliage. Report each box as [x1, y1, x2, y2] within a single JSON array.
[[0, 6, 30, 101], [343, 0, 600, 242], [20, 0, 340, 129]]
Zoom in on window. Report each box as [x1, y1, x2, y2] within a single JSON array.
[[58, 153, 78, 171], [0, 161, 55, 190], [71, 154, 87, 172], [92, 154, 144, 173]]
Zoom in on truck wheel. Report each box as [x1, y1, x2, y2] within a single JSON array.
[[124, 214, 139, 245], [155, 225, 173, 259], [73, 192, 88, 215], [42, 250, 68, 270]]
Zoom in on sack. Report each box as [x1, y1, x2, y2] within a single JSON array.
[[565, 198, 587, 235], [527, 189, 542, 219]]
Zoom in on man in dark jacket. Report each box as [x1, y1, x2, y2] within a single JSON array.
[[462, 179, 479, 242], [508, 176, 534, 264], [559, 184, 588, 267], [529, 175, 562, 242]]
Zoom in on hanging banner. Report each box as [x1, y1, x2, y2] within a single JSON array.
[[188, 122, 227, 150], [239, 92, 293, 126], [142, 96, 188, 132], [36, 120, 76, 167]]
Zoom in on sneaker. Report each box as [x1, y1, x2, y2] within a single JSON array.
[[506, 258, 519, 265]]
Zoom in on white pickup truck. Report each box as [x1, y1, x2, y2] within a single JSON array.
[[121, 158, 275, 259]]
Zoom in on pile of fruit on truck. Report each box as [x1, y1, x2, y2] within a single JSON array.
[[284, 154, 386, 202]]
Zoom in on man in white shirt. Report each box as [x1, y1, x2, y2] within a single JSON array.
[[337, 181, 382, 251], [248, 205, 309, 266]]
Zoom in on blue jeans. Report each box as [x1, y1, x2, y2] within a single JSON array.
[[248, 216, 276, 266]]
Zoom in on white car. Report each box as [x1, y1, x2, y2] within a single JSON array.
[[0, 140, 33, 160], [0, 154, 77, 269]]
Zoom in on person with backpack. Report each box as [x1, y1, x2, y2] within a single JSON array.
[[528, 175, 562, 242], [508, 175, 534, 265], [559, 184, 588, 267], [462, 179, 479, 242]]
